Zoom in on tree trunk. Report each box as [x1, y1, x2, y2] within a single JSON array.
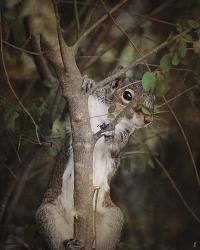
[[44, 42, 94, 248], [64, 49, 94, 249]]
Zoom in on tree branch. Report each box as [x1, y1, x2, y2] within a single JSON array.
[[23, 17, 57, 85], [100, 0, 151, 72], [157, 84, 198, 108], [3, 40, 42, 55], [40, 2, 94, 248], [92, 28, 192, 92], [74, 0, 127, 51], [51, 0, 69, 72], [74, 0, 80, 39], [80, 0, 175, 72]]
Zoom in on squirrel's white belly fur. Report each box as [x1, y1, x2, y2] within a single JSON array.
[[52, 94, 122, 248]]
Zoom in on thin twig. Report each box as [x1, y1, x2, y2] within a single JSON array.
[[6, 130, 22, 163], [74, 0, 127, 51], [130, 10, 176, 27], [23, 17, 57, 84], [80, 56, 193, 72], [3, 40, 42, 55], [0, 10, 41, 145], [154, 156, 200, 224], [100, 0, 151, 72], [51, 0, 68, 72], [162, 96, 200, 189], [81, 0, 175, 71], [93, 27, 192, 92], [17, 135, 22, 160], [157, 84, 199, 108], [80, 40, 117, 71], [60, 0, 103, 8], [62, 0, 92, 39], [50, 86, 63, 122], [74, 0, 80, 39], [1, 162, 17, 179], [80, 2, 96, 36], [5, 77, 37, 127]]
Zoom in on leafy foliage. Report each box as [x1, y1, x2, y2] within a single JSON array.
[[142, 72, 156, 91]]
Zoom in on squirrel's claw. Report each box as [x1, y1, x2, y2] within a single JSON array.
[[63, 239, 84, 250], [102, 131, 115, 142], [99, 121, 109, 130], [81, 75, 95, 93]]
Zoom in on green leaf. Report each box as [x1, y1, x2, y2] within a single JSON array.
[[142, 72, 156, 91], [160, 53, 171, 71], [155, 82, 170, 96], [108, 104, 116, 113], [188, 19, 200, 29], [172, 53, 180, 66], [141, 105, 152, 115], [178, 40, 187, 58], [154, 72, 170, 96]]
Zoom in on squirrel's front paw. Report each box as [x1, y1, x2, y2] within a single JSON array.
[[81, 75, 95, 93], [63, 239, 84, 250], [98, 122, 108, 130], [102, 130, 115, 142]]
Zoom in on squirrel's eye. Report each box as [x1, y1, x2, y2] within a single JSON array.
[[121, 89, 135, 103]]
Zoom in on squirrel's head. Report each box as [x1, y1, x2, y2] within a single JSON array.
[[93, 67, 155, 131], [108, 76, 155, 129]]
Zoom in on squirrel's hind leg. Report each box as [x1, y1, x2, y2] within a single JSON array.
[[96, 207, 124, 250], [36, 203, 73, 250]]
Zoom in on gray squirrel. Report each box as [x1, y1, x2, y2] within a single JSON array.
[[36, 72, 154, 250]]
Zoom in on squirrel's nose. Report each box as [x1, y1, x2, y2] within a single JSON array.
[[144, 115, 153, 124]]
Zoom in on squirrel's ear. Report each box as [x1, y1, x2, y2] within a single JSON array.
[[112, 65, 126, 80]]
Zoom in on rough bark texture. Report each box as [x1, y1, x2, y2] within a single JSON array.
[[43, 40, 94, 248], [64, 50, 94, 248]]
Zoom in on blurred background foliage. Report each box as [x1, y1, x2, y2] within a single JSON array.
[[0, 0, 200, 249]]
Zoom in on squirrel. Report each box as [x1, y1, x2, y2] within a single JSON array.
[[36, 72, 154, 250]]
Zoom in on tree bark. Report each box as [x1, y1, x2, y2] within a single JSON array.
[[42, 39, 94, 248], [63, 49, 94, 248]]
